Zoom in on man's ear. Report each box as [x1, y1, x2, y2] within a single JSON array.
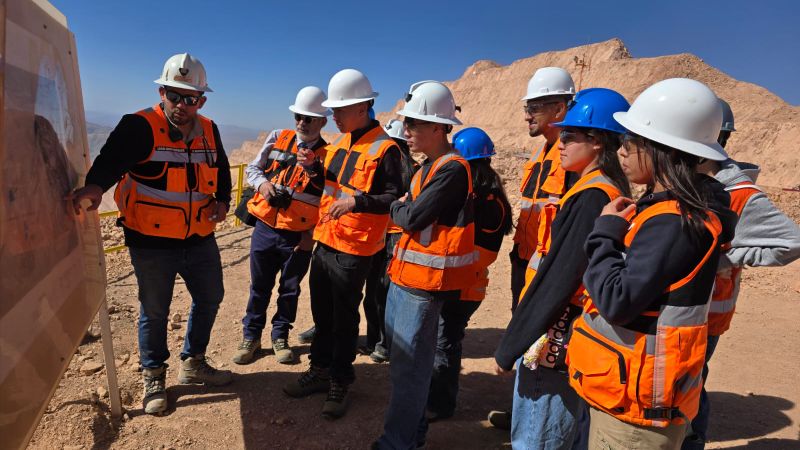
[[197, 96, 207, 110]]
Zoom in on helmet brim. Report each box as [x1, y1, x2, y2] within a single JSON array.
[[155, 79, 212, 93], [396, 109, 462, 126], [520, 91, 573, 102], [320, 94, 378, 108], [288, 105, 331, 117], [614, 111, 728, 161]]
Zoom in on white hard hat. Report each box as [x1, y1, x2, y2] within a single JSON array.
[[289, 86, 331, 117], [613, 78, 728, 161], [521, 67, 575, 101], [154, 53, 212, 92], [397, 80, 462, 126], [384, 119, 406, 141], [320, 69, 379, 108]]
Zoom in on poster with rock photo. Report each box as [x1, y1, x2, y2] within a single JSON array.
[[0, 1, 105, 448]]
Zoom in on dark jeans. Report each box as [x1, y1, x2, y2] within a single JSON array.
[[510, 248, 528, 312], [242, 221, 312, 342], [308, 243, 372, 384], [363, 232, 400, 354], [129, 237, 224, 369], [682, 334, 721, 450], [427, 299, 481, 417]]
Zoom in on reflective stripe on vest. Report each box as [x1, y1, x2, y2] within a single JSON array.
[[567, 200, 722, 428]]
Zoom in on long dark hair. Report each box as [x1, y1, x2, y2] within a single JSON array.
[[639, 138, 715, 240], [469, 158, 513, 236], [590, 130, 631, 198]]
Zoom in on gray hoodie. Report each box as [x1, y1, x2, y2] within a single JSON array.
[[714, 159, 800, 268]]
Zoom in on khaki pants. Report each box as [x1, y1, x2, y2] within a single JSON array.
[[588, 407, 687, 450]]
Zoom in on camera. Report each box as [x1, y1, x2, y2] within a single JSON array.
[[268, 187, 293, 209]]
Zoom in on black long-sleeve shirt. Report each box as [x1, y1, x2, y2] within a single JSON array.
[[348, 120, 403, 214], [582, 182, 737, 326], [86, 109, 232, 248], [495, 188, 610, 370]]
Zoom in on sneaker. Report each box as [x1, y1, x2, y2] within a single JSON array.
[[283, 365, 330, 398], [321, 381, 350, 420], [297, 326, 316, 344], [488, 410, 511, 430], [178, 355, 233, 386], [369, 348, 389, 364], [142, 365, 167, 415], [272, 338, 294, 364], [232, 339, 261, 365]]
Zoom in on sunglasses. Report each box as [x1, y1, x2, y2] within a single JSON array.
[[523, 101, 561, 115], [559, 129, 593, 145], [294, 113, 319, 124], [165, 90, 203, 106], [403, 117, 434, 131]]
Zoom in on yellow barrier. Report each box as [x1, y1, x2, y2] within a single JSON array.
[[100, 163, 248, 254]]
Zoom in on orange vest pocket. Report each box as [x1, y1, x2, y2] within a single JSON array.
[[133, 201, 188, 238], [196, 165, 218, 194], [335, 213, 371, 243], [348, 157, 379, 192], [167, 168, 187, 192], [568, 326, 628, 411]]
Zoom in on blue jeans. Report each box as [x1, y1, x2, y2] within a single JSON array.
[[128, 237, 224, 369], [377, 283, 445, 450], [427, 299, 481, 417], [242, 221, 311, 341], [682, 334, 720, 450], [512, 360, 588, 450]]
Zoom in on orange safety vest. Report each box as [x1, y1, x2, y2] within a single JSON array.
[[707, 182, 762, 336], [313, 126, 397, 256], [388, 153, 478, 292], [246, 130, 327, 232], [521, 170, 622, 369], [512, 139, 569, 260], [114, 105, 219, 240], [461, 192, 509, 301], [567, 201, 722, 427]]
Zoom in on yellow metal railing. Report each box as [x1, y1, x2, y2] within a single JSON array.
[[100, 164, 248, 254]]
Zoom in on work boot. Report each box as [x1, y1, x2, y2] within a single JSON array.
[[297, 326, 316, 344], [369, 347, 389, 364], [232, 339, 261, 365], [142, 365, 167, 415], [178, 355, 233, 386], [283, 365, 330, 398], [321, 381, 350, 420], [488, 410, 511, 430], [272, 338, 294, 364]]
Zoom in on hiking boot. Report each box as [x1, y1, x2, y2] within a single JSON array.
[[178, 355, 233, 386], [272, 338, 294, 364], [232, 339, 261, 365], [369, 348, 389, 364], [321, 381, 350, 420], [297, 326, 316, 344], [488, 410, 511, 430], [142, 365, 167, 415], [283, 365, 330, 398]]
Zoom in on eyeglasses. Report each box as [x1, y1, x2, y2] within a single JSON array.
[[523, 101, 560, 115], [559, 129, 593, 145], [403, 117, 434, 131], [294, 113, 318, 124], [164, 90, 203, 106]]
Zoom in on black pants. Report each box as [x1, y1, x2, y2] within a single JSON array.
[[427, 299, 481, 416], [509, 246, 528, 312], [363, 232, 400, 354], [308, 243, 372, 384]]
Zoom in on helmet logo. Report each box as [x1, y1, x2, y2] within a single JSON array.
[[179, 68, 189, 76]]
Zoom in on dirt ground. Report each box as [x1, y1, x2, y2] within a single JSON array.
[[27, 189, 800, 450]]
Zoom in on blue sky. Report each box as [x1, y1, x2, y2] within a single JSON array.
[[52, 0, 800, 132]]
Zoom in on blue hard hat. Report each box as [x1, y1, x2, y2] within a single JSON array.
[[553, 87, 630, 134], [368, 107, 376, 120], [452, 127, 495, 161]]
